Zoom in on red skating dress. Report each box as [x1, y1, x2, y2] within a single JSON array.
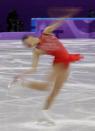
[[37, 33, 84, 65]]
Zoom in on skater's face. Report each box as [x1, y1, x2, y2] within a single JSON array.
[[23, 36, 39, 48]]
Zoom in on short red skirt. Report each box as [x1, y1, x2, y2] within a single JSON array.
[[53, 54, 84, 64]]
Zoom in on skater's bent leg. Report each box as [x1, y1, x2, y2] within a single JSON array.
[[44, 63, 70, 110], [22, 81, 49, 91], [22, 66, 58, 91]]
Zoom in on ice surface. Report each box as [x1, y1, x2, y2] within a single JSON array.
[[0, 39, 95, 131]]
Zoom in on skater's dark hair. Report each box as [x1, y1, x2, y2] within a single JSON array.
[[22, 35, 32, 41]]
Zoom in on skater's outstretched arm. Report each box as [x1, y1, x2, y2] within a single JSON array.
[[13, 49, 42, 82], [43, 21, 63, 34], [23, 49, 41, 73], [31, 49, 41, 70], [43, 8, 81, 34]]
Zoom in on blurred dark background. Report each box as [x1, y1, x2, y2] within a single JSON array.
[[0, 0, 95, 32]]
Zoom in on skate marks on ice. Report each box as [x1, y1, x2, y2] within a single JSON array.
[[4, 119, 95, 131]]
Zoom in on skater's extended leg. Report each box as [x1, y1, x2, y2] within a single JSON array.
[[44, 63, 70, 110]]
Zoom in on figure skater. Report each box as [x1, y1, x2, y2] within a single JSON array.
[[11, 10, 83, 123]]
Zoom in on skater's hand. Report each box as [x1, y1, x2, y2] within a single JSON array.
[[8, 74, 23, 88]]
